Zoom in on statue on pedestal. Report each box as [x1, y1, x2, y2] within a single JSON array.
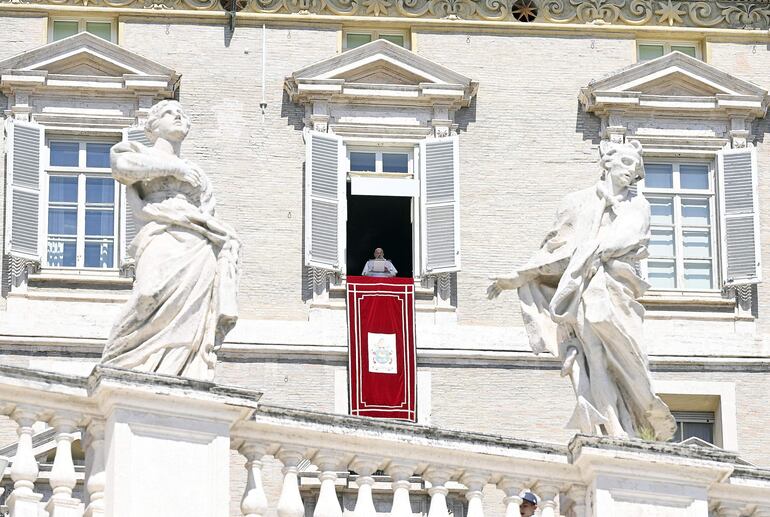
[[101, 100, 241, 381], [488, 140, 676, 441]]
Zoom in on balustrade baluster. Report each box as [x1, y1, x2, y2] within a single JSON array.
[[535, 485, 560, 517], [46, 413, 81, 517], [240, 444, 269, 517], [386, 461, 416, 517], [349, 455, 381, 517], [276, 447, 307, 517], [84, 420, 106, 517], [423, 467, 453, 517], [497, 478, 525, 517], [461, 472, 488, 517], [312, 450, 346, 517], [7, 407, 43, 517]]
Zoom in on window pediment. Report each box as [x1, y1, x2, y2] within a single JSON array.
[[580, 51, 768, 117], [0, 32, 178, 96], [285, 39, 477, 108]]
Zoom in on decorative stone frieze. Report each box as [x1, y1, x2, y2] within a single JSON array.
[[4, 0, 770, 30]]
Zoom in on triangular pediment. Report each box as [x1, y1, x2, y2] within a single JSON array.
[[285, 39, 477, 108], [580, 51, 768, 116], [584, 51, 767, 99], [290, 38, 474, 86], [0, 31, 176, 79]]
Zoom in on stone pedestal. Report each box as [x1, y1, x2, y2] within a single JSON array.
[[89, 367, 261, 517], [570, 435, 735, 517]]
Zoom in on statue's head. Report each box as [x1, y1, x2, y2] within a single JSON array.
[[145, 100, 191, 144], [599, 139, 644, 189]]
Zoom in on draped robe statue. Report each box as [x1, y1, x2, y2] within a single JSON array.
[[488, 140, 676, 441], [101, 100, 241, 381]]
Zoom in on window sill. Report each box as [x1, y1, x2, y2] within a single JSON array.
[[28, 269, 133, 289], [348, 171, 414, 179], [641, 289, 748, 320]]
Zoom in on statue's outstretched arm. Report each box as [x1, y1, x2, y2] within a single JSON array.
[[110, 142, 203, 188]]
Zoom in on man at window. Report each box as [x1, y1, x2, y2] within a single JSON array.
[[362, 247, 397, 277]]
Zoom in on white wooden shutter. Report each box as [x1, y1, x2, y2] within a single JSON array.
[[419, 135, 460, 274], [718, 147, 761, 286], [6, 119, 43, 261], [304, 130, 345, 272], [120, 127, 150, 262]]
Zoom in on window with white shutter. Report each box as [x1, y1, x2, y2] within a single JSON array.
[[121, 127, 151, 265], [718, 147, 761, 286], [639, 161, 717, 290], [304, 130, 345, 272], [419, 135, 460, 275], [6, 120, 44, 261], [44, 139, 119, 269]]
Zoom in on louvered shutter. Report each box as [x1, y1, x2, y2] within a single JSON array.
[[304, 130, 345, 272], [6, 120, 43, 261], [419, 135, 460, 274], [718, 147, 761, 286], [120, 127, 150, 263]]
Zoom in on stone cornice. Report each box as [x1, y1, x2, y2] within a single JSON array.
[[3, 0, 770, 31]]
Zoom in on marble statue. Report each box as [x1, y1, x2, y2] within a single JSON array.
[[101, 100, 241, 381], [488, 140, 676, 441]]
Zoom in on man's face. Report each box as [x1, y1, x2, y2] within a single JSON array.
[[374, 248, 384, 259], [520, 501, 536, 517]]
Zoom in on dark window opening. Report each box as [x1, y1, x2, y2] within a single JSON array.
[[346, 185, 413, 278], [671, 411, 715, 444]]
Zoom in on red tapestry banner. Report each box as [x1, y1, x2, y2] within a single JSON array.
[[347, 276, 416, 422]]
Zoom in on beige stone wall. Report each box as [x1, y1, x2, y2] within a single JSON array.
[[0, 14, 46, 60]]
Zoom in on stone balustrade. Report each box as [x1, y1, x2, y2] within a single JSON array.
[[0, 364, 768, 517]]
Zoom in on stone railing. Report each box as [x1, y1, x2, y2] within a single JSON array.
[[0, 364, 769, 517]]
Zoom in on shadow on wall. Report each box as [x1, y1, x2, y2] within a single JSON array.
[[281, 90, 305, 132], [752, 116, 769, 145], [300, 162, 314, 302], [575, 100, 601, 144], [455, 95, 477, 134]]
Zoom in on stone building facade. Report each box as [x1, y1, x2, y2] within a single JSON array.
[[1, 0, 770, 514]]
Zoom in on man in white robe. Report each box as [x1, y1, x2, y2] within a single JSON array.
[[362, 247, 398, 277]]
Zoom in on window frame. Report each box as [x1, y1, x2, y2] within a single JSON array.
[[342, 29, 411, 51], [637, 40, 701, 62], [42, 137, 120, 271], [670, 410, 716, 444], [638, 158, 720, 293], [344, 143, 418, 277], [49, 17, 117, 43], [655, 380, 738, 451], [346, 146, 415, 178]]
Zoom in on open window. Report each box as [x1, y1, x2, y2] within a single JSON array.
[[304, 130, 460, 280], [288, 39, 475, 306]]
